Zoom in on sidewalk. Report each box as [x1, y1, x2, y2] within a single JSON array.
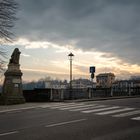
[[65, 95, 140, 102]]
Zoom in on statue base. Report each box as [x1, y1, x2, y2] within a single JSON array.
[[1, 64, 25, 105]]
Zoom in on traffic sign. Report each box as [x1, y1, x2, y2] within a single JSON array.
[[90, 66, 95, 73]]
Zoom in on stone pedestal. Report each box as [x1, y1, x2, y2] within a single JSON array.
[[1, 64, 25, 105]]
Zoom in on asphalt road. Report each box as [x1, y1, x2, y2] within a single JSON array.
[[0, 97, 140, 140]]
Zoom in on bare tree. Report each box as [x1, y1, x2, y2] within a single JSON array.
[[0, 0, 18, 42], [0, 0, 18, 75]]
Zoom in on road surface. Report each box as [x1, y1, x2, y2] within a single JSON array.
[[0, 97, 140, 140]]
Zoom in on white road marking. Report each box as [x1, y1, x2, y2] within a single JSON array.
[[0, 131, 18, 136], [6, 110, 23, 114], [131, 116, 140, 121], [82, 106, 120, 113], [0, 106, 39, 114], [59, 104, 97, 110], [70, 105, 105, 111], [41, 103, 76, 108], [113, 110, 140, 117], [40, 104, 64, 108], [45, 119, 86, 128], [96, 108, 135, 115], [50, 103, 84, 109]]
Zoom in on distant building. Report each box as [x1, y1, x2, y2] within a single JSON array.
[[112, 80, 132, 92], [112, 79, 140, 94], [96, 73, 115, 88], [23, 79, 68, 90], [133, 80, 140, 87], [45, 80, 68, 89], [71, 78, 96, 88], [130, 76, 140, 80]]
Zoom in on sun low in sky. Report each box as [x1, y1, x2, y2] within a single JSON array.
[[2, 0, 140, 82]]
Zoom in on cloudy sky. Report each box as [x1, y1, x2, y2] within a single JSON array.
[[2, 0, 140, 82]]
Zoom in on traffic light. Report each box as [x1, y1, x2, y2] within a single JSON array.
[[91, 73, 94, 79]]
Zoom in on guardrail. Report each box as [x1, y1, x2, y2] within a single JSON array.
[[22, 87, 140, 102]]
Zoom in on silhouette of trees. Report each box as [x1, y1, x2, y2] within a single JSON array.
[[0, 0, 18, 42], [0, 0, 18, 74]]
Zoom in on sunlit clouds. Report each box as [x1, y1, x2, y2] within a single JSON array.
[[2, 37, 139, 81], [1, 0, 139, 81]]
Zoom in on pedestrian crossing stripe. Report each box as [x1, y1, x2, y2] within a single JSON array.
[[131, 116, 140, 120], [70, 105, 106, 111], [41, 103, 80, 108], [96, 108, 135, 115], [50, 103, 84, 109], [40, 103, 65, 108], [40, 103, 71, 108], [113, 110, 140, 117], [41, 102, 140, 121], [82, 106, 120, 113], [59, 104, 98, 110]]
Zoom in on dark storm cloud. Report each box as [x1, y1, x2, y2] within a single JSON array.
[[15, 0, 140, 65]]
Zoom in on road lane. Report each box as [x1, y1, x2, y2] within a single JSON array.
[[0, 97, 139, 140]]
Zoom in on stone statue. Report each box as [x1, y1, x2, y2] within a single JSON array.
[[9, 48, 21, 64], [1, 48, 25, 105]]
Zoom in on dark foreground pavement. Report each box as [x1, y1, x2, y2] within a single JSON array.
[[0, 97, 140, 140]]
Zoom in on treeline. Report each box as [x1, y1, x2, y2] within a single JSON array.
[[22, 76, 68, 90]]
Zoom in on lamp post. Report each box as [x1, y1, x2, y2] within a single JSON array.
[[68, 52, 74, 99], [89, 66, 95, 98]]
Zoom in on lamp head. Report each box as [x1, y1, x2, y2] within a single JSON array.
[[68, 52, 74, 60]]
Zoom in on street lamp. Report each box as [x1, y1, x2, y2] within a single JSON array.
[[68, 52, 74, 99]]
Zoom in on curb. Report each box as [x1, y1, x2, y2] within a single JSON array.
[[64, 95, 140, 103]]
